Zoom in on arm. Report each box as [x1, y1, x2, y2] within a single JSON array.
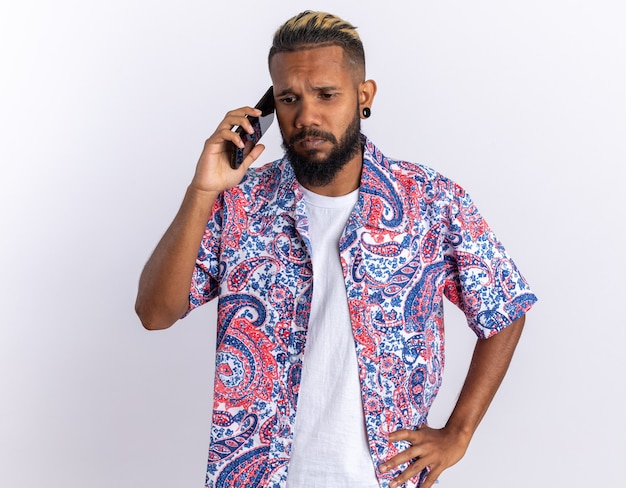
[[135, 107, 266, 330], [381, 314, 526, 488]]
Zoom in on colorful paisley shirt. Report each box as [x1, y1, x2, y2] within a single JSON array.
[[188, 135, 537, 488]]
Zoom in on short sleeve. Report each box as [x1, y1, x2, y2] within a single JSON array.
[[186, 193, 224, 314], [442, 184, 537, 338]]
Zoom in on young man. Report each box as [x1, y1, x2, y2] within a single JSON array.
[[135, 11, 537, 488]]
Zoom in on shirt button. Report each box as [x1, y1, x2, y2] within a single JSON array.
[[297, 296, 307, 304]]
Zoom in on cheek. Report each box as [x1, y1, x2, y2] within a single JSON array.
[[275, 110, 292, 135], [333, 105, 359, 131]]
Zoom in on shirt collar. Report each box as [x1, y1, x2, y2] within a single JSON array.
[[278, 133, 406, 234]]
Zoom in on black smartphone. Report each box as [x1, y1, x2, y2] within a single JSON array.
[[230, 86, 275, 169]]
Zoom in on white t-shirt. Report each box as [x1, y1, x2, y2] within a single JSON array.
[[286, 186, 379, 488]]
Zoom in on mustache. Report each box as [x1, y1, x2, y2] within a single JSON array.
[[288, 128, 338, 146]]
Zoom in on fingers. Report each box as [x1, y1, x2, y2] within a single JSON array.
[[381, 434, 424, 487], [382, 429, 424, 471], [381, 425, 469, 488], [381, 444, 422, 473], [386, 461, 425, 488], [387, 462, 437, 488], [382, 427, 447, 488], [420, 466, 444, 488], [385, 453, 439, 488], [240, 143, 266, 170], [388, 428, 420, 443], [381, 446, 426, 485], [192, 107, 265, 193], [203, 107, 264, 163], [217, 107, 263, 145]]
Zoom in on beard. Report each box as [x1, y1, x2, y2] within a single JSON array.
[[282, 109, 362, 187]]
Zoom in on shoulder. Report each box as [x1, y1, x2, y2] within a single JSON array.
[[221, 157, 297, 213], [362, 136, 463, 206], [238, 158, 290, 191]]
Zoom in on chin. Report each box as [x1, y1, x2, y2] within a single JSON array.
[[297, 148, 328, 162]]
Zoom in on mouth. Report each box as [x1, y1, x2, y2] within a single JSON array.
[[289, 129, 336, 149], [297, 137, 328, 151]]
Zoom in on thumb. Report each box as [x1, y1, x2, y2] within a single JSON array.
[[242, 143, 266, 169]]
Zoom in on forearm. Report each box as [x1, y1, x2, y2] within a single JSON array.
[[135, 104, 267, 329], [444, 315, 526, 443], [135, 185, 219, 330], [380, 315, 526, 487]]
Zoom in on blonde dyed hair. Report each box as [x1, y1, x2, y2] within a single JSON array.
[[269, 11, 365, 77]]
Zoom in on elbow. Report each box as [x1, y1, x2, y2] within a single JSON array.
[[138, 315, 174, 331], [134, 297, 182, 331]]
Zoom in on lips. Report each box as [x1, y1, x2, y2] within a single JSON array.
[[290, 129, 337, 146], [298, 137, 328, 150]]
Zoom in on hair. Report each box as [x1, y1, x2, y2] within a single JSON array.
[[268, 11, 365, 78]]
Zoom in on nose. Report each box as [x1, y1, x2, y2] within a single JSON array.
[[294, 98, 321, 128]]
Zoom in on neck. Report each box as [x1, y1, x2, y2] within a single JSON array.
[[299, 154, 363, 197]]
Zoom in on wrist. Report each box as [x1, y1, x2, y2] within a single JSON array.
[[187, 182, 221, 201], [183, 184, 221, 222], [442, 420, 474, 449]]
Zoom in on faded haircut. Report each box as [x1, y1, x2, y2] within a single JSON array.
[[268, 11, 366, 79]]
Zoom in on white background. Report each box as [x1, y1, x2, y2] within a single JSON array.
[[1, 1, 624, 486]]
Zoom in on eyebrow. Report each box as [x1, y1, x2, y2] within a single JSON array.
[[275, 85, 340, 97]]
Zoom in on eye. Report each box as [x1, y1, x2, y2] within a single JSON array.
[[279, 96, 297, 104], [320, 92, 337, 100]]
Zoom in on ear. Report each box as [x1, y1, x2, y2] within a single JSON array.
[[358, 79, 377, 118]]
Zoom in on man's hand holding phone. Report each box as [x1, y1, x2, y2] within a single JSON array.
[[136, 88, 275, 330], [229, 86, 275, 169], [191, 87, 275, 195]]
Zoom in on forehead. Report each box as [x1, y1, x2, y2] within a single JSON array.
[[269, 45, 354, 90]]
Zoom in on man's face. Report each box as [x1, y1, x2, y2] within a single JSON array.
[[269, 45, 363, 188]]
